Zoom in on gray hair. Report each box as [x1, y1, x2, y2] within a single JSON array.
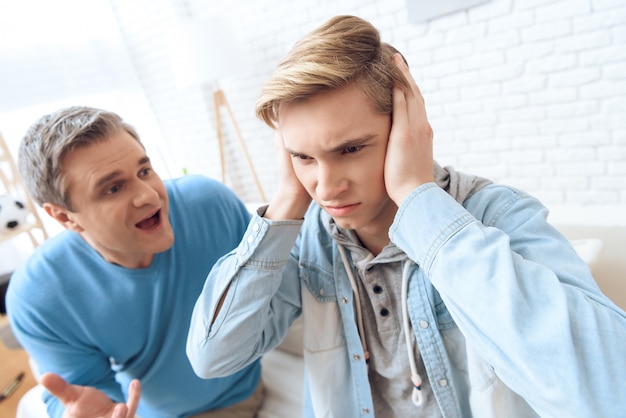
[[18, 106, 142, 209]]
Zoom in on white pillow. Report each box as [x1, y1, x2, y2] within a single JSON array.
[[569, 238, 603, 267]]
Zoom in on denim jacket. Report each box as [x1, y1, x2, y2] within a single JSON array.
[[188, 183, 626, 418]]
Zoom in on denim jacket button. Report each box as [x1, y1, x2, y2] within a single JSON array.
[[419, 320, 429, 329], [438, 378, 448, 387], [342, 297, 349, 304]]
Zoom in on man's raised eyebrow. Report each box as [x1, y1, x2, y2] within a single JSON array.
[[95, 170, 122, 189], [94, 156, 151, 189]]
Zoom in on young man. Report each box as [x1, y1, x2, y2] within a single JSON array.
[[6, 106, 263, 418], [187, 15, 626, 418]]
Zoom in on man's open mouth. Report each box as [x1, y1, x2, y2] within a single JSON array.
[[136, 210, 161, 230]]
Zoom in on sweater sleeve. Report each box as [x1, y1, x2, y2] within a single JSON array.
[[6, 265, 125, 418]]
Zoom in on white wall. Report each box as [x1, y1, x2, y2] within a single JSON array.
[[1, 0, 624, 223], [108, 0, 626, 226], [0, 0, 175, 180], [0, 0, 623, 312]]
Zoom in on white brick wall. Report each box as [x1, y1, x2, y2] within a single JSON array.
[[110, 0, 626, 223]]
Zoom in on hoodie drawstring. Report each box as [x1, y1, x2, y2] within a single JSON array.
[[337, 244, 424, 407], [401, 260, 425, 406]]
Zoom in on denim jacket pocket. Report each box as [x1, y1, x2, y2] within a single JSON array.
[[433, 297, 458, 331], [300, 265, 346, 353]]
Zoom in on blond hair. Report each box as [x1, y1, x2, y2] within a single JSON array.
[[256, 15, 410, 129]]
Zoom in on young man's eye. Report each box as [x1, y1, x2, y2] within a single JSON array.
[[106, 184, 121, 195], [139, 167, 152, 176], [343, 145, 362, 154], [292, 153, 311, 161]]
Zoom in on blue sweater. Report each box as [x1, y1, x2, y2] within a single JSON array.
[[6, 175, 260, 418]]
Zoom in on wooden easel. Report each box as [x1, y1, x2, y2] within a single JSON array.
[[212, 87, 267, 202]]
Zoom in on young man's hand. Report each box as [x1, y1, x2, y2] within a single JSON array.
[[41, 372, 140, 418], [385, 53, 434, 206], [264, 132, 312, 220]]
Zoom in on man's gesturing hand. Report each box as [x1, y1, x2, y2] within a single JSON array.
[[41, 372, 140, 418]]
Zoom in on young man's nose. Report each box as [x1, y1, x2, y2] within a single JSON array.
[[315, 164, 348, 201]]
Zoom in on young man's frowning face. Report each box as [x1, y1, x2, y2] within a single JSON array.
[[279, 82, 397, 242]]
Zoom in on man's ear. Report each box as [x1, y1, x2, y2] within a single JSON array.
[[43, 202, 84, 233]]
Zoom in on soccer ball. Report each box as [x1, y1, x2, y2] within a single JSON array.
[[0, 194, 29, 235]]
